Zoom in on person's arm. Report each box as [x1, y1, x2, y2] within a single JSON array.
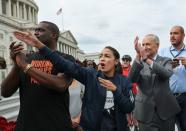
[[26, 68, 72, 92], [13, 31, 90, 85], [1, 65, 20, 97], [151, 58, 173, 80], [128, 59, 143, 83], [98, 77, 134, 113], [128, 36, 143, 83], [1, 42, 23, 97], [113, 78, 134, 113], [16, 53, 72, 92]]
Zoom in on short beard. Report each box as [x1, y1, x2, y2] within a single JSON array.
[[171, 42, 183, 48]]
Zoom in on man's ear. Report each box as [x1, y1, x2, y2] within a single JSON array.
[[157, 43, 160, 49], [51, 33, 57, 40]]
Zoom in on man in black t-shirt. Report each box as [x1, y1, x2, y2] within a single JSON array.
[[1, 21, 73, 131]]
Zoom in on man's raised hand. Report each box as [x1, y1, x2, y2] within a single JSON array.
[[13, 31, 44, 49]]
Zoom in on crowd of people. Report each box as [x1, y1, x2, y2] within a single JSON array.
[[0, 21, 186, 131]]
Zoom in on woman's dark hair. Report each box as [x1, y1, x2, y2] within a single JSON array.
[[115, 61, 122, 74], [75, 59, 84, 66], [86, 60, 97, 69], [92, 61, 97, 69], [82, 59, 87, 67], [104, 46, 120, 59], [104, 46, 121, 74]]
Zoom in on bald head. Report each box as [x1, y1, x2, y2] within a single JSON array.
[[171, 25, 185, 34], [170, 25, 185, 49]]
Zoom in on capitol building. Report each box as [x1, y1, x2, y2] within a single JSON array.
[[0, 0, 85, 78], [0, 0, 85, 120]]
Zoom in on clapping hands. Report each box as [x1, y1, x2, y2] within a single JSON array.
[[9, 42, 28, 70], [134, 36, 148, 61]]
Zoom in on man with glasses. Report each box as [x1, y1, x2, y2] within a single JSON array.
[[122, 55, 138, 95]]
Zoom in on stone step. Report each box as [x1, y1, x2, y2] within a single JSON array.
[[0, 91, 20, 121], [2, 110, 19, 121], [0, 95, 19, 107], [0, 101, 20, 116]]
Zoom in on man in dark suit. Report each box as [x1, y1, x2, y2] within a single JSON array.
[[129, 34, 181, 131]]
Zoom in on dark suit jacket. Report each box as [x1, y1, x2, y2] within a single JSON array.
[[129, 55, 180, 123]]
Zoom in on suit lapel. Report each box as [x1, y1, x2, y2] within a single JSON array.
[[151, 55, 163, 88], [154, 55, 164, 65]]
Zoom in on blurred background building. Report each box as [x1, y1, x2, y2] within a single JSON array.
[[0, 0, 87, 121]]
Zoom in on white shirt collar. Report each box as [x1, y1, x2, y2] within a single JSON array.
[[152, 54, 158, 61]]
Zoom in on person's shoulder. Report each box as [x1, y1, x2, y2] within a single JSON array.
[[56, 51, 76, 62], [158, 46, 171, 57], [158, 55, 171, 60], [56, 51, 65, 56], [157, 55, 172, 66]]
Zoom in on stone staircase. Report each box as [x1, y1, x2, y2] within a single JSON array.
[[0, 68, 20, 121], [0, 92, 20, 121]]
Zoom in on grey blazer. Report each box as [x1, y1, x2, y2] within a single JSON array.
[[129, 55, 180, 123]]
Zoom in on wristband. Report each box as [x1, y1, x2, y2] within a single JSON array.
[[23, 64, 33, 73]]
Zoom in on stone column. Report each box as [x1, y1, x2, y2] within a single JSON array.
[[30, 8, 33, 22], [66, 45, 68, 54], [12, 1, 17, 17], [32, 9, 34, 22], [72, 48, 74, 56], [23, 3, 26, 20], [69, 47, 71, 55], [64, 45, 67, 53], [28, 6, 31, 21], [74, 49, 77, 58], [62, 44, 64, 53], [70, 47, 72, 55], [0, 0, 2, 14], [60, 43, 62, 52], [73, 48, 75, 57], [34, 10, 38, 23], [16, 0, 19, 18], [7, 0, 12, 17], [68, 46, 70, 54]]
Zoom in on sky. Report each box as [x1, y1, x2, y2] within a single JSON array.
[[34, 0, 186, 58]]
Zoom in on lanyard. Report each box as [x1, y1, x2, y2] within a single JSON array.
[[170, 45, 185, 58]]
